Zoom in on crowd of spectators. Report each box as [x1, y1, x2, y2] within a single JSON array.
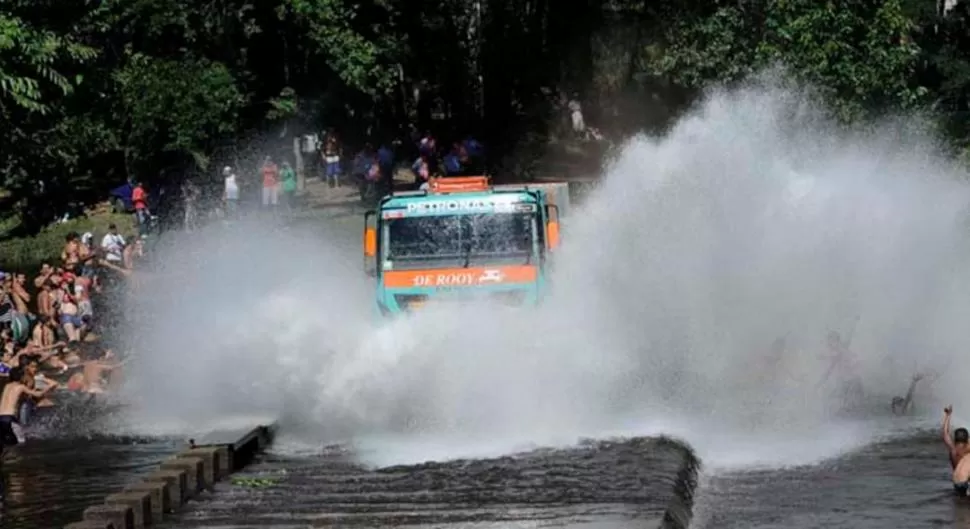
[[213, 129, 489, 220], [0, 223, 142, 423], [321, 129, 486, 199]]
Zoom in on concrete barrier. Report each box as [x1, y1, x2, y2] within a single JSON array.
[[146, 468, 187, 506], [82, 504, 134, 529], [122, 481, 170, 519], [160, 457, 205, 496], [179, 446, 229, 481], [63, 422, 275, 529], [104, 491, 151, 528]]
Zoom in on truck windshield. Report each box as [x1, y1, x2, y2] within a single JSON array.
[[385, 212, 536, 268]]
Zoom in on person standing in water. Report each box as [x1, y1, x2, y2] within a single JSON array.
[[943, 406, 970, 495], [0, 366, 58, 448], [891, 373, 925, 416], [0, 366, 58, 499]]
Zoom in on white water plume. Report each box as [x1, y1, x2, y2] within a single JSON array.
[[118, 79, 970, 472]]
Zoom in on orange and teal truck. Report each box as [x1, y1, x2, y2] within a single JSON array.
[[362, 176, 569, 315]]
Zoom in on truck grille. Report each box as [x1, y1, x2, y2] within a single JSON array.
[[394, 290, 527, 310], [394, 294, 428, 310]]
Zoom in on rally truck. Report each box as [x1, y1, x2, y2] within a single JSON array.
[[362, 176, 569, 316]]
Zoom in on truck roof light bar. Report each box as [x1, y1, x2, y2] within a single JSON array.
[[428, 176, 490, 193]]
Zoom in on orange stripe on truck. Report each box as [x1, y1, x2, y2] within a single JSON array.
[[383, 266, 538, 288]]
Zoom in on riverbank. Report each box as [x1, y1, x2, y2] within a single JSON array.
[[0, 204, 136, 271]]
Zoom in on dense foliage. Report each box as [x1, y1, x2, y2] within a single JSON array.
[[1, 0, 969, 233]]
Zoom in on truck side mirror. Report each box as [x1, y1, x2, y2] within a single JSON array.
[[545, 204, 560, 250], [363, 210, 377, 276]]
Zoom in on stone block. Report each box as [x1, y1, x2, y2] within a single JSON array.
[[123, 480, 171, 518], [161, 456, 204, 496], [82, 504, 133, 529], [181, 445, 229, 481], [146, 468, 187, 506], [104, 491, 151, 528]]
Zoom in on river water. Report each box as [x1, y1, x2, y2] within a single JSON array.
[[10, 426, 970, 528], [2, 436, 178, 528], [698, 429, 968, 529], [21, 430, 965, 529]]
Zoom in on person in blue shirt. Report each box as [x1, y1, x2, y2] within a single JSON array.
[[377, 143, 394, 194], [462, 136, 485, 174], [443, 143, 463, 175], [353, 144, 374, 181]]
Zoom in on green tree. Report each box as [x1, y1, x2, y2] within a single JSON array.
[[115, 54, 244, 173], [0, 9, 96, 114], [647, 0, 927, 121]]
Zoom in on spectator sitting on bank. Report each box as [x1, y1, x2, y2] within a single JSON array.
[[62, 232, 82, 270], [55, 274, 84, 343], [80, 233, 98, 277], [10, 272, 30, 315]]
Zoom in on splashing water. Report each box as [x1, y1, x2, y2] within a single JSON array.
[[118, 80, 970, 473]]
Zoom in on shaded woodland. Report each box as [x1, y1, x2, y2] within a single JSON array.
[[3, 0, 970, 232]]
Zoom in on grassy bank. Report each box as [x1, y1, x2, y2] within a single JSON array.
[[0, 204, 136, 272]]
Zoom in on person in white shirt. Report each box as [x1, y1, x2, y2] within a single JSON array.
[[223, 166, 240, 219], [100, 224, 126, 263]]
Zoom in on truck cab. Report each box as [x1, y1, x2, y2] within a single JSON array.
[[362, 176, 567, 316]]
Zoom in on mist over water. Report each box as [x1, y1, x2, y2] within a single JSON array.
[[118, 81, 970, 473]]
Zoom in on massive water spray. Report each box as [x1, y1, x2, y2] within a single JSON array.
[[118, 80, 970, 471]]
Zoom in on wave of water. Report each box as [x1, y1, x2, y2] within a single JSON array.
[[117, 78, 970, 476]]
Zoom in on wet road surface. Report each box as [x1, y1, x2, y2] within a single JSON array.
[[159, 436, 697, 529]]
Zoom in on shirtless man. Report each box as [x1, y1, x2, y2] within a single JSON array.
[[36, 279, 53, 318], [61, 232, 81, 270], [943, 406, 970, 495], [33, 263, 53, 290], [66, 349, 126, 394], [0, 366, 58, 450], [24, 340, 68, 372], [30, 316, 56, 349], [9, 273, 29, 315]]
